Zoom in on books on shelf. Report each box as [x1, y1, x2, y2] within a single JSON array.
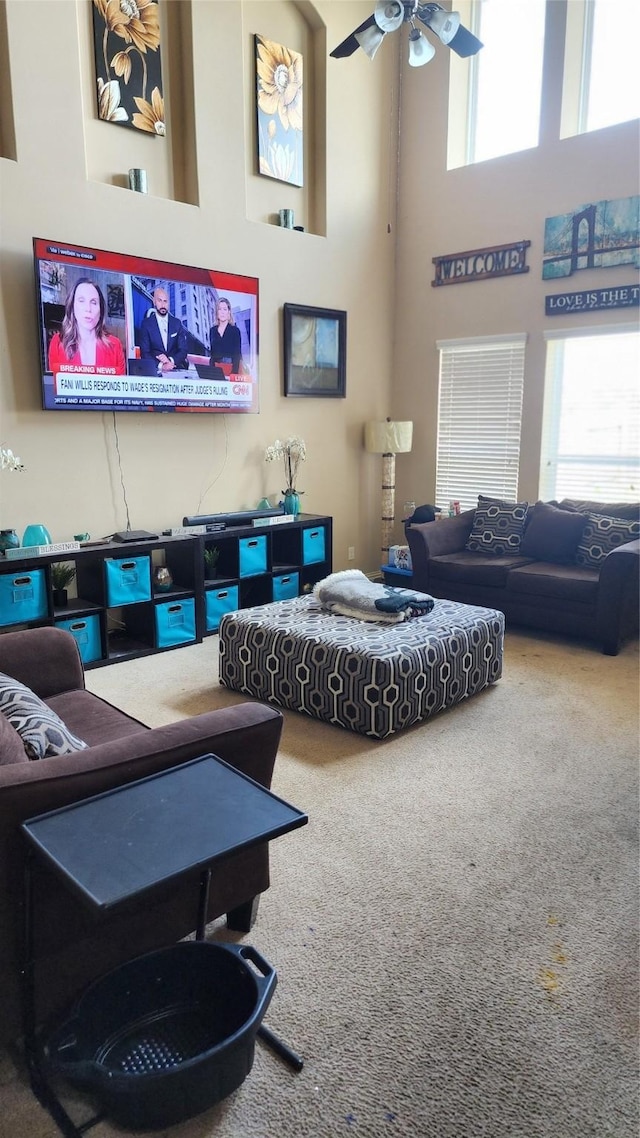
[[4, 541, 81, 560], [252, 514, 296, 527]]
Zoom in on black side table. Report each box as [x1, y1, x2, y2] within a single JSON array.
[[21, 754, 308, 1138]]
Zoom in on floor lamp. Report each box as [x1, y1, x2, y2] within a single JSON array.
[[365, 419, 413, 565]]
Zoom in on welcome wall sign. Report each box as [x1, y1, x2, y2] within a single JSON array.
[[432, 241, 530, 287]]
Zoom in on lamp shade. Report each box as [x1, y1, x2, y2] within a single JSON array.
[[365, 420, 413, 454], [408, 28, 436, 66], [374, 0, 404, 33], [355, 24, 386, 59], [425, 9, 461, 45]]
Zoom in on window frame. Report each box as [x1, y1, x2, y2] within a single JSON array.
[[561, 0, 640, 138], [539, 323, 640, 503], [448, 0, 546, 169]]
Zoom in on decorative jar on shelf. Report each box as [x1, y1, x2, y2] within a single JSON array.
[[153, 565, 173, 592], [22, 524, 52, 547], [0, 529, 20, 554]]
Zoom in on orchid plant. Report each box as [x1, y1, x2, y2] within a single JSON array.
[[0, 445, 24, 472], [265, 437, 306, 495]]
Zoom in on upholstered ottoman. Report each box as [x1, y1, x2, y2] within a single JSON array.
[[218, 595, 504, 739]]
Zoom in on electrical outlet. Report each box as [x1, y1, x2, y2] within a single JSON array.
[[348, 546, 355, 561]]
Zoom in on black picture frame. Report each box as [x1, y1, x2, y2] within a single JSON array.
[[283, 303, 346, 398]]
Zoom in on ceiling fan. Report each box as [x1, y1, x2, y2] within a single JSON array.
[[330, 1, 483, 67]]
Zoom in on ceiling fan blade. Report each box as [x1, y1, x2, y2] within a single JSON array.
[[330, 15, 377, 58], [447, 24, 483, 57]]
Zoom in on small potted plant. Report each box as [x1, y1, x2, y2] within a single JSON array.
[[51, 562, 76, 607], [204, 546, 220, 581]]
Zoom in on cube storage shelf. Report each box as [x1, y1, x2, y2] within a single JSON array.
[[0, 515, 332, 668], [203, 514, 332, 633]]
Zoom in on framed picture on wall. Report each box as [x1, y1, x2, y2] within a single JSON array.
[[255, 35, 303, 186], [92, 0, 164, 134], [283, 304, 346, 398]]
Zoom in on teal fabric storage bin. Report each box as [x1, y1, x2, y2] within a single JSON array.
[[302, 527, 326, 565], [155, 598, 196, 647], [0, 569, 47, 627], [205, 585, 239, 632], [105, 556, 151, 606], [272, 573, 299, 602], [239, 535, 267, 577], [55, 615, 102, 664]]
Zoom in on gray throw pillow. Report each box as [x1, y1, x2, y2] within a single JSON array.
[[558, 498, 640, 521], [520, 501, 587, 564], [0, 671, 88, 760], [575, 513, 640, 569], [465, 495, 529, 556]]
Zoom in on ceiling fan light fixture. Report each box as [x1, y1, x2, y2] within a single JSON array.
[[424, 8, 461, 45], [374, 0, 405, 33], [408, 25, 436, 66], [355, 24, 386, 60]]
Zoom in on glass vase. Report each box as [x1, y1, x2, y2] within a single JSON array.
[[22, 524, 52, 547], [0, 529, 20, 554], [283, 491, 301, 517]]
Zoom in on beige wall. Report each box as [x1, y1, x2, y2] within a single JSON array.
[[1, 1, 638, 575], [394, 0, 639, 514], [0, 1, 396, 573]]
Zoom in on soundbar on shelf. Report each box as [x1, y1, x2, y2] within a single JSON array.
[[182, 508, 284, 529]]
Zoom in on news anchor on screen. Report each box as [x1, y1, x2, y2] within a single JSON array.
[[209, 296, 243, 374], [139, 287, 188, 372], [48, 278, 126, 375]]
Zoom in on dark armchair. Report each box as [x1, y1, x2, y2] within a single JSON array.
[[0, 625, 283, 1047]]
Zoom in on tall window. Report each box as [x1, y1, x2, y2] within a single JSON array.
[[435, 335, 526, 511], [448, 0, 546, 167], [562, 0, 640, 137], [540, 328, 640, 502]]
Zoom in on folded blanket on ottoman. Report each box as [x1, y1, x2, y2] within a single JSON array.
[[314, 569, 434, 624]]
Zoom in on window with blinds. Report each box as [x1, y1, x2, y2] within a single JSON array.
[[540, 327, 639, 502], [435, 335, 526, 512]]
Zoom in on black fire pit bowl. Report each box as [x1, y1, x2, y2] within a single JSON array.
[[42, 940, 277, 1130]]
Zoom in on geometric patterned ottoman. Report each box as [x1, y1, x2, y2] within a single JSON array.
[[219, 594, 504, 739]]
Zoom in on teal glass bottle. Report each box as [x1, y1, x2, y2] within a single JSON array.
[[22, 524, 52, 547]]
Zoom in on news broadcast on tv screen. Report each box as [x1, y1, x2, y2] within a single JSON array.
[[33, 238, 259, 414]]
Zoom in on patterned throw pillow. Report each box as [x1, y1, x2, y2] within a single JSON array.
[[465, 495, 529, 556], [0, 671, 88, 760], [575, 513, 640, 569]]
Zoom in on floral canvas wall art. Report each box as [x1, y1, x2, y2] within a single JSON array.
[[255, 34, 303, 187], [92, 0, 164, 135]]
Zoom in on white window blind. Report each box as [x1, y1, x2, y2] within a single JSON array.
[[435, 335, 526, 512], [540, 327, 640, 502]]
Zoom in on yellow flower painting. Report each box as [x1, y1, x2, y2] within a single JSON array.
[[92, 0, 164, 135], [255, 34, 303, 187]]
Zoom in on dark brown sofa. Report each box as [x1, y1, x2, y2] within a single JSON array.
[[406, 498, 639, 655], [0, 625, 283, 1048]]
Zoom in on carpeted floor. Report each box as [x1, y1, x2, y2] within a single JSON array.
[[1, 627, 638, 1138]]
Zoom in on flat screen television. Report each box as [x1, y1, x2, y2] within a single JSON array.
[[33, 237, 259, 414]]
